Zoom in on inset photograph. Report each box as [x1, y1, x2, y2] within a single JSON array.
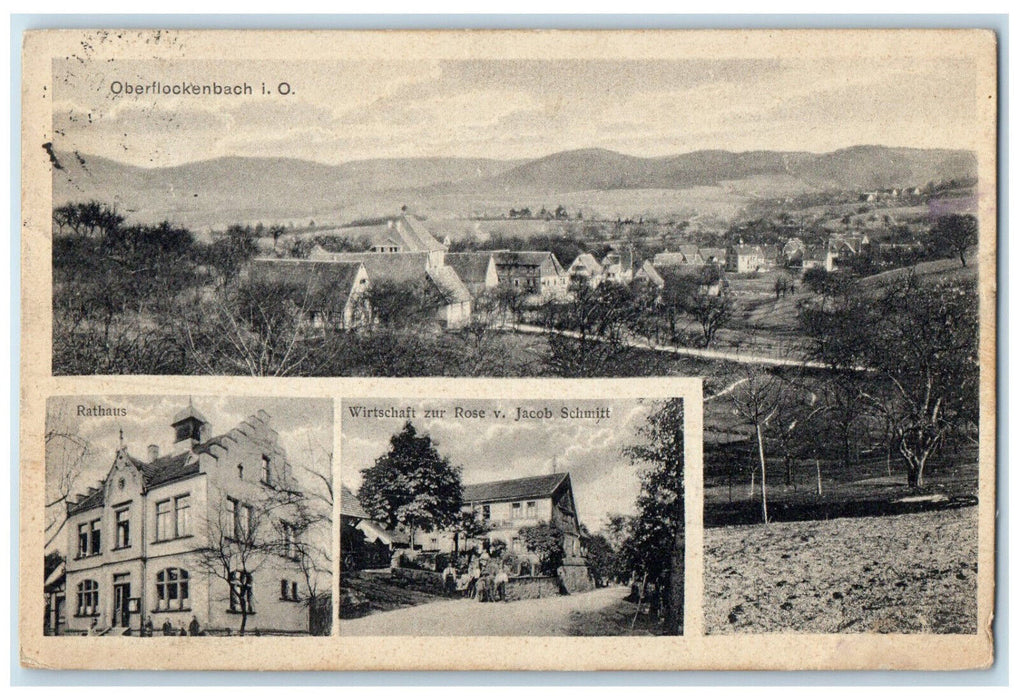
[[44, 396, 333, 637], [339, 397, 684, 636]]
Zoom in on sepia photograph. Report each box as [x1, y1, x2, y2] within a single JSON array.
[[338, 397, 684, 636], [43, 395, 334, 637], [20, 28, 996, 670]]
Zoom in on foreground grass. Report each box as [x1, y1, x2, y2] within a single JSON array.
[[704, 506, 978, 634]]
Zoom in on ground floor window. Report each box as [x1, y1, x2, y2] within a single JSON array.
[[76, 579, 99, 616], [229, 570, 254, 613], [280, 579, 300, 601], [155, 568, 190, 611]]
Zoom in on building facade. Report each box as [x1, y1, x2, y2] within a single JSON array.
[[60, 404, 310, 635]]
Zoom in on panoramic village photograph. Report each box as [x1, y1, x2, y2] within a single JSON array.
[[47, 52, 984, 636], [43, 396, 334, 636], [338, 397, 684, 636]]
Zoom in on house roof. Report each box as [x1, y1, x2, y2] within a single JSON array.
[[568, 253, 603, 275], [340, 485, 370, 520], [248, 258, 366, 310], [329, 214, 445, 253], [635, 260, 665, 287], [494, 251, 564, 275], [322, 252, 432, 284], [445, 253, 495, 286], [699, 248, 727, 263], [172, 402, 208, 426], [427, 265, 473, 304], [462, 472, 569, 504], [68, 449, 203, 516]]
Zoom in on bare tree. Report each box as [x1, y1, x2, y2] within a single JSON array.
[[729, 366, 782, 524]]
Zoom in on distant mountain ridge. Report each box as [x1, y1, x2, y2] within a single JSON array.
[[51, 145, 977, 229]]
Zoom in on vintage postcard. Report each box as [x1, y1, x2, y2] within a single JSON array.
[[19, 29, 997, 670]]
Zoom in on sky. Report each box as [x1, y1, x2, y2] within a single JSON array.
[[51, 57, 978, 168], [340, 397, 671, 531], [46, 395, 333, 521]]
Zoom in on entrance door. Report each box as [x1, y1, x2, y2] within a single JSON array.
[[113, 581, 131, 628]]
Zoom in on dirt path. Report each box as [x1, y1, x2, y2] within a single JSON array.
[[340, 585, 630, 636]]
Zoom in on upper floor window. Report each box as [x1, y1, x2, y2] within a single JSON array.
[[481, 504, 490, 520], [76, 579, 99, 616], [77, 523, 88, 557], [281, 521, 298, 560], [89, 519, 101, 556], [174, 495, 191, 537], [511, 502, 521, 519], [115, 508, 130, 548], [227, 497, 254, 540], [155, 494, 191, 541], [281, 579, 299, 601], [155, 500, 172, 541], [261, 455, 272, 485], [526, 501, 536, 518], [155, 568, 190, 611]]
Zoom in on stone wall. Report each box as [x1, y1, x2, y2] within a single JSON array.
[[505, 576, 560, 601]]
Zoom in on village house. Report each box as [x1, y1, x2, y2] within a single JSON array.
[[301, 212, 474, 328], [699, 247, 727, 267], [633, 260, 665, 290], [57, 403, 310, 636], [247, 258, 370, 330], [726, 244, 769, 273], [339, 485, 407, 571], [653, 245, 702, 267], [445, 252, 500, 297], [566, 253, 604, 288], [599, 248, 634, 284], [493, 251, 569, 302]]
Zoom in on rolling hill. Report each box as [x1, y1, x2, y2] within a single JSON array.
[[51, 145, 977, 230]]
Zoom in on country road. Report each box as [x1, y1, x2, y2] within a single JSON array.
[[340, 585, 632, 636], [505, 323, 833, 370]]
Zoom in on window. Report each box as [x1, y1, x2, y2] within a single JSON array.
[[280, 579, 300, 602], [511, 502, 521, 519], [526, 501, 536, 518], [481, 504, 490, 520], [89, 519, 101, 555], [281, 522, 298, 559], [77, 523, 88, 557], [237, 463, 243, 480], [261, 454, 271, 485], [115, 508, 130, 548], [174, 495, 191, 537], [76, 579, 99, 616], [228, 497, 253, 540], [155, 568, 190, 611], [512, 537, 522, 554], [229, 570, 254, 613], [155, 500, 172, 541]]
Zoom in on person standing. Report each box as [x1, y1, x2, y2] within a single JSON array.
[[495, 567, 509, 602]]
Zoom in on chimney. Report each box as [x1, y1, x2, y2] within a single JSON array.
[[148, 444, 160, 462]]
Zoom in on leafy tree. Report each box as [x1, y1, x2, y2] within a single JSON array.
[[518, 521, 565, 576], [930, 214, 978, 267], [357, 422, 463, 546], [623, 398, 685, 634], [52, 200, 124, 238]]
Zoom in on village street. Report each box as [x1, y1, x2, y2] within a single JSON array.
[[506, 323, 832, 369], [340, 585, 637, 636]]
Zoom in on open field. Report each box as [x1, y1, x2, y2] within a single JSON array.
[[704, 506, 978, 634]]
